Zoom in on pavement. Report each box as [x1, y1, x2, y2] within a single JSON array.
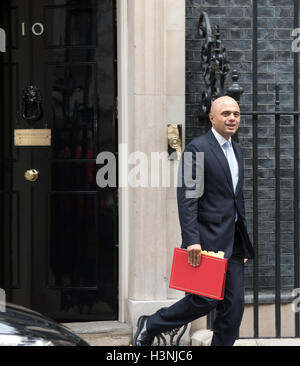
[[64, 322, 300, 346], [191, 329, 300, 346], [64, 321, 132, 346]]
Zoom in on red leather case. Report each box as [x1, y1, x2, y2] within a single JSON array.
[[169, 248, 228, 300]]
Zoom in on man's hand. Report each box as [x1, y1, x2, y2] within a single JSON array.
[[187, 244, 202, 267], [244, 258, 248, 263]]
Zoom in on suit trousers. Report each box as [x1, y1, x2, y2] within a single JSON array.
[[146, 224, 245, 346]]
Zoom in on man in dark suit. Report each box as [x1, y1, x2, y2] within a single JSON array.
[[133, 96, 254, 346]]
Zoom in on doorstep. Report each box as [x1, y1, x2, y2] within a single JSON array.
[[63, 321, 132, 346]]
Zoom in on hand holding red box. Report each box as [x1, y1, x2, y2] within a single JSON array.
[[169, 248, 228, 300]]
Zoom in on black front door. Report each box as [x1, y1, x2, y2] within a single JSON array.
[[0, 0, 118, 321]]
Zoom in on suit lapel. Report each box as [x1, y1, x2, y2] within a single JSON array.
[[206, 130, 235, 195], [232, 139, 243, 197]]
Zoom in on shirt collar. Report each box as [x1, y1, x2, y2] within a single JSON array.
[[211, 127, 232, 147]]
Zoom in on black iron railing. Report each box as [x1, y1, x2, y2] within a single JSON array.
[[200, 1, 300, 339]]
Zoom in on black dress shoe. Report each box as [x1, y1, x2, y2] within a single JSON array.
[[133, 315, 155, 346]]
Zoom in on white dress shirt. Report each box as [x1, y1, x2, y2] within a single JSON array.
[[211, 127, 239, 191]]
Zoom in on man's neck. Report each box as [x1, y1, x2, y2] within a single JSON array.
[[211, 127, 231, 143]]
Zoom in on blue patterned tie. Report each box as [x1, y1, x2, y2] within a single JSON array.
[[223, 141, 238, 193]]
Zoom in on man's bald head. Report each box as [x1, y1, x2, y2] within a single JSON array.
[[210, 96, 239, 115], [209, 96, 240, 140]]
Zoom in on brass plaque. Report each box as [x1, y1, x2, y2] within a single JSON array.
[[14, 129, 51, 146]]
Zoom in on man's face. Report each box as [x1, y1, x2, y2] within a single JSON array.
[[209, 97, 240, 140]]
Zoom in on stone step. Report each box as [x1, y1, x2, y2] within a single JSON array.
[[65, 323, 300, 346], [191, 330, 300, 346], [63, 321, 132, 346]]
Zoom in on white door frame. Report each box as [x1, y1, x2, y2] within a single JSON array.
[[116, 0, 129, 323]]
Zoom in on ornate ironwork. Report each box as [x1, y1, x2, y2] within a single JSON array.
[[152, 313, 188, 346], [198, 12, 243, 113], [227, 70, 244, 104]]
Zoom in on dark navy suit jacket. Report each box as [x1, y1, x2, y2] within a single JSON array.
[[177, 129, 254, 259]]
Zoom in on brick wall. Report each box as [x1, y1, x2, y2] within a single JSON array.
[[186, 0, 299, 294]]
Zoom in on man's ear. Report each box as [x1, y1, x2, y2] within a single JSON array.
[[209, 113, 214, 125]]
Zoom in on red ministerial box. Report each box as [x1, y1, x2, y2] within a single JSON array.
[[169, 248, 228, 300]]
